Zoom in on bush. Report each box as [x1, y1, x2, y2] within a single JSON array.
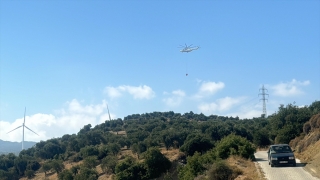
[[58, 169, 73, 180], [41, 161, 52, 176], [180, 134, 213, 156], [143, 147, 171, 178], [215, 134, 255, 159], [303, 122, 311, 134], [74, 167, 98, 180], [79, 146, 99, 159], [253, 129, 270, 147], [309, 114, 319, 130], [115, 157, 148, 180], [274, 125, 298, 144], [178, 152, 205, 180], [316, 114, 320, 128], [71, 153, 83, 162], [207, 160, 241, 180], [101, 155, 118, 173], [82, 156, 98, 169], [25, 170, 35, 179], [50, 159, 65, 174]]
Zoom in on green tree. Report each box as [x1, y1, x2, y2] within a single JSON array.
[[14, 157, 27, 176], [50, 159, 65, 174], [79, 146, 99, 158], [82, 156, 98, 169], [143, 147, 171, 179], [107, 143, 121, 156], [131, 142, 147, 158], [74, 167, 98, 180], [101, 155, 117, 173], [25, 170, 35, 179], [41, 161, 52, 176], [180, 134, 213, 156], [58, 169, 74, 180], [70, 165, 80, 176], [178, 152, 205, 180], [215, 134, 255, 159], [115, 156, 148, 180], [253, 128, 271, 147]]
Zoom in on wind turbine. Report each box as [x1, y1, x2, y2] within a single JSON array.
[[7, 107, 39, 150]]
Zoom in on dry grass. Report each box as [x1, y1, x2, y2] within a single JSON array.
[[108, 131, 127, 136], [294, 137, 320, 178], [160, 147, 184, 161], [289, 114, 320, 178], [227, 156, 266, 180]]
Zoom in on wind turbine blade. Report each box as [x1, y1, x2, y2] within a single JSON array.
[[107, 104, 112, 121], [7, 126, 22, 134], [24, 107, 26, 124], [24, 125, 39, 136]]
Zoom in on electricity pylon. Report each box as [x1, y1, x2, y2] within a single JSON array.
[[259, 85, 269, 118]]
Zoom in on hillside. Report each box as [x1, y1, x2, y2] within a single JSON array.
[[0, 140, 37, 155], [290, 113, 320, 178], [0, 101, 319, 180]]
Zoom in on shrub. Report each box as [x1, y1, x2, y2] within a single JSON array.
[[143, 147, 171, 178], [101, 155, 118, 173], [71, 153, 83, 162], [215, 134, 255, 159], [74, 167, 98, 180], [41, 161, 52, 176], [180, 134, 213, 156], [115, 157, 148, 180], [82, 156, 98, 169], [207, 160, 240, 180], [58, 169, 73, 180], [79, 146, 99, 158], [316, 114, 320, 128], [309, 115, 319, 130], [50, 159, 65, 174], [303, 122, 311, 134], [25, 170, 35, 179], [253, 129, 270, 147], [178, 152, 205, 180]]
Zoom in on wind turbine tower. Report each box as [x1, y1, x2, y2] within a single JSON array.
[[7, 107, 39, 150], [259, 85, 269, 118]]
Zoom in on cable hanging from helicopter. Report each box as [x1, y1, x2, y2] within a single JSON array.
[[179, 44, 199, 76]]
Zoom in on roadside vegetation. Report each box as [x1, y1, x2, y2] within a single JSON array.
[[290, 113, 320, 178], [0, 101, 319, 180]]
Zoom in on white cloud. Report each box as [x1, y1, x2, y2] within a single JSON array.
[[0, 99, 113, 142], [163, 90, 186, 107], [270, 79, 310, 97], [104, 85, 155, 99], [68, 99, 107, 115], [195, 81, 225, 99], [104, 87, 122, 98], [198, 96, 246, 113]]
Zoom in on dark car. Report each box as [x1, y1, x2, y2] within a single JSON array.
[[267, 144, 296, 167]]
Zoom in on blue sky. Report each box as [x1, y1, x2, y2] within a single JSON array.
[[1, 1, 319, 142]]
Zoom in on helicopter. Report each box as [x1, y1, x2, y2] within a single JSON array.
[[179, 44, 199, 53]]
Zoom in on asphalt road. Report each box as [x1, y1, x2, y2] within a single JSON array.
[[255, 151, 319, 180]]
